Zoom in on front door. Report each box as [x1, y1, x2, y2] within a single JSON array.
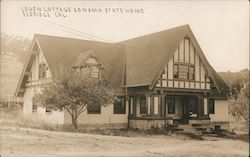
[[182, 96, 198, 123], [182, 97, 189, 124]]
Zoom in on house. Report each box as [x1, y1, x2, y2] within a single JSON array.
[[15, 25, 230, 129]]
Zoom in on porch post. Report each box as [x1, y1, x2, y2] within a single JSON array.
[[133, 96, 137, 117], [146, 95, 151, 115], [150, 96, 154, 115]]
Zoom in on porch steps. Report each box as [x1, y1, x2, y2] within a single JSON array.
[[179, 124, 197, 133]]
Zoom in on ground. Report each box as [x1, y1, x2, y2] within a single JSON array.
[[0, 126, 248, 157]]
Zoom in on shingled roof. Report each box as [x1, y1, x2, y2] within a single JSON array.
[[15, 25, 229, 97]]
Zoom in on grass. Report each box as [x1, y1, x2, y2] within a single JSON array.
[[0, 106, 61, 131], [1, 106, 248, 142]]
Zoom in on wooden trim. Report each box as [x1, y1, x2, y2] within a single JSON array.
[[188, 39, 191, 64], [19, 88, 25, 92], [183, 38, 185, 62], [199, 58, 201, 88], [133, 96, 137, 116], [150, 96, 154, 115], [24, 72, 32, 76], [194, 47, 196, 88], [188, 39, 191, 88], [155, 88, 210, 94]]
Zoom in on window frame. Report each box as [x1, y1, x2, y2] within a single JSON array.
[[87, 101, 101, 114], [208, 99, 215, 114], [113, 97, 126, 114], [173, 63, 195, 81], [174, 64, 178, 79], [32, 104, 37, 112], [45, 106, 53, 115], [90, 66, 99, 78], [188, 97, 197, 114], [39, 63, 47, 79], [179, 64, 189, 79], [167, 97, 175, 114], [189, 66, 195, 80]]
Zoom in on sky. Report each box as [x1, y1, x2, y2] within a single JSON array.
[[1, 0, 249, 72]]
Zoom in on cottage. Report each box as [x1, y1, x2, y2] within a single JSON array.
[[15, 25, 230, 129]]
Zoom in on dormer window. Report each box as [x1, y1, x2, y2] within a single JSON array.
[[73, 52, 102, 79], [90, 66, 99, 78]]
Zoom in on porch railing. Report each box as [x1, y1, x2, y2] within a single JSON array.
[[25, 78, 52, 87]]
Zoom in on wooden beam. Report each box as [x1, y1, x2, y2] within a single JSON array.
[[19, 88, 25, 92], [24, 72, 31, 76], [31, 50, 38, 55]]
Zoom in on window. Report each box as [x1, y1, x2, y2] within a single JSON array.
[[114, 97, 126, 114], [156, 80, 161, 87], [167, 97, 175, 114], [140, 96, 147, 114], [188, 98, 197, 114], [39, 63, 47, 79], [46, 107, 52, 114], [208, 99, 215, 114], [205, 73, 210, 83], [173, 64, 195, 80], [87, 101, 101, 114], [90, 66, 99, 78], [189, 66, 195, 80], [174, 64, 178, 78], [32, 104, 37, 112], [179, 65, 189, 79]]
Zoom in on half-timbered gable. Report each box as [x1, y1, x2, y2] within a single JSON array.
[[155, 37, 211, 90]]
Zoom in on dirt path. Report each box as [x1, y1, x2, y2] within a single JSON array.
[[0, 126, 248, 157]]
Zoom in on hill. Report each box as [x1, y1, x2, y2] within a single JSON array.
[[0, 33, 30, 99], [218, 69, 249, 88]]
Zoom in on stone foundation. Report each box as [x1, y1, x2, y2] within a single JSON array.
[[210, 121, 230, 130], [189, 119, 210, 125], [129, 118, 173, 130]]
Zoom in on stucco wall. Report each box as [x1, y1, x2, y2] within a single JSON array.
[[36, 107, 64, 124], [23, 86, 64, 124], [210, 100, 229, 122], [23, 87, 34, 114], [64, 103, 128, 127]]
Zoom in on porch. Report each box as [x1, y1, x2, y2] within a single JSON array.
[[127, 92, 211, 129]]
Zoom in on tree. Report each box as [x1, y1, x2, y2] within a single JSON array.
[[33, 67, 115, 130], [228, 82, 249, 129]]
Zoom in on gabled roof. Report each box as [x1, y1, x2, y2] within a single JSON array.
[[120, 25, 229, 96], [120, 25, 187, 87], [72, 50, 94, 68], [15, 25, 229, 97]]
